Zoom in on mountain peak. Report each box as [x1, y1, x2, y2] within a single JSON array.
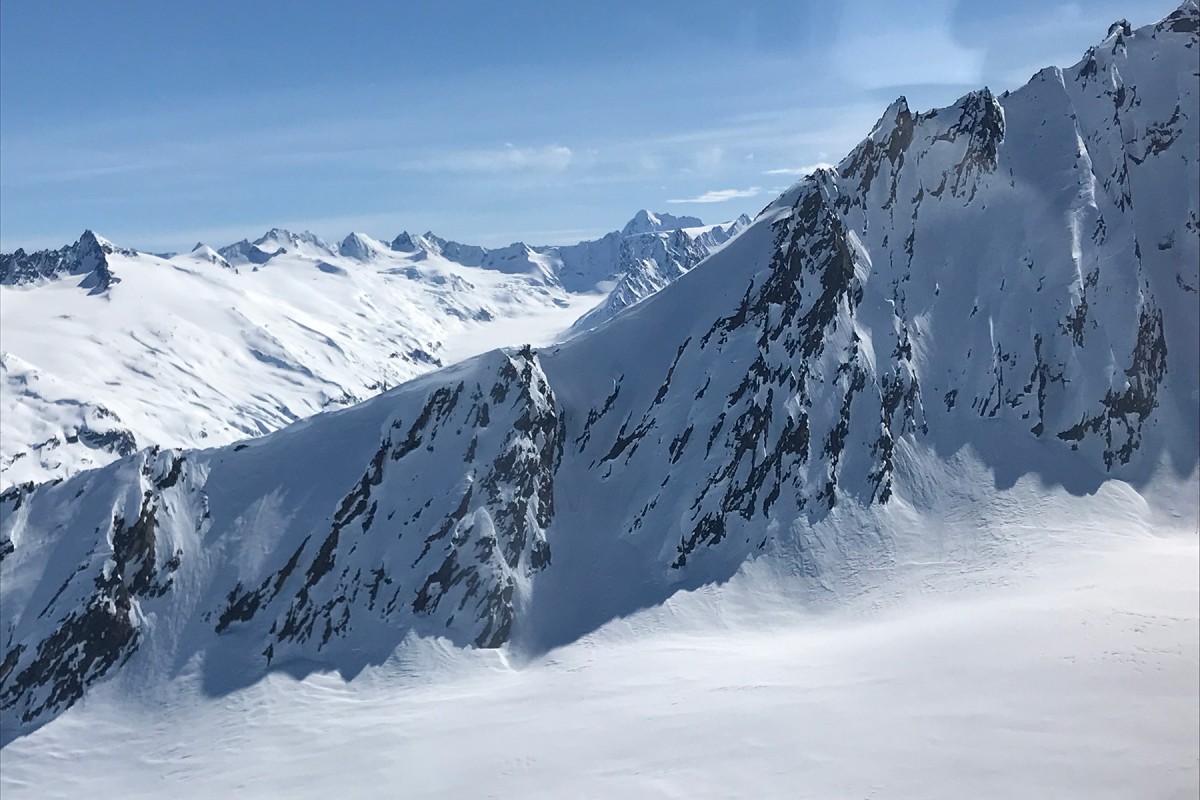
[[1157, 0, 1198, 33], [339, 232, 384, 261], [0, 230, 122, 291], [257, 227, 293, 241], [390, 231, 421, 253], [215, 228, 333, 267], [78, 229, 114, 251], [621, 210, 704, 237], [1, 9, 1197, 752], [188, 243, 234, 269], [254, 228, 331, 252]]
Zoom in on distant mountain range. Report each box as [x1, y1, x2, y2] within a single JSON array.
[[0, 211, 747, 489]]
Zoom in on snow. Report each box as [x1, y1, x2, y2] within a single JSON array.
[[621, 209, 704, 237], [0, 243, 577, 488], [1, 6, 1197, 795], [0, 210, 736, 489], [439, 292, 603, 364], [1, 496, 1195, 800]]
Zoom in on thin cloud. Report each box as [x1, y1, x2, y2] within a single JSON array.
[[5, 160, 175, 187], [667, 187, 762, 204], [763, 162, 836, 176], [833, 0, 983, 89], [404, 144, 573, 173], [694, 145, 724, 172]]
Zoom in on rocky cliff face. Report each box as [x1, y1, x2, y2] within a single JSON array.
[[1, 347, 564, 740], [212, 347, 562, 658], [570, 215, 753, 333], [399, 210, 746, 295], [0, 231, 124, 293], [2, 3, 1197, 745]]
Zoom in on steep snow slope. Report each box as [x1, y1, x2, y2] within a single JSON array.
[[1, 1, 1198, 749]]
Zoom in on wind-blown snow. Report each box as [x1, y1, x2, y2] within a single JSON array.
[[1, 494, 1195, 799]]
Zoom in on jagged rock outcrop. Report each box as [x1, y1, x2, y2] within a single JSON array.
[[570, 215, 752, 332], [1, 348, 563, 742], [0, 449, 186, 729], [0, 231, 125, 293], [213, 347, 562, 658]]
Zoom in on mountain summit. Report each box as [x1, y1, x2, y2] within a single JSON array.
[[620, 210, 704, 237], [0, 230, 124, 293]]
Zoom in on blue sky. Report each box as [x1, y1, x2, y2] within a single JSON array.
[[0, 0, 1174, 252]]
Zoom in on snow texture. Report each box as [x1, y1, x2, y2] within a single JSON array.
[[1, 6, 1198, 786], [0, 213, 737, 489], [3, 506, 1195, 799]]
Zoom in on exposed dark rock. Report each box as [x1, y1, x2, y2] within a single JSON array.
[[72, 424, 137, 457], [1, 230, 126, 292], [1157, 2, 1198, 35], [1054, 305, 1169, 467]]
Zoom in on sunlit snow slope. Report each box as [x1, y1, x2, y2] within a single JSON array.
[[2, 2, 1198, 759], [0, 231, 577, 489], [0, 214, 742, 489], [3, 507, 1195, 799]]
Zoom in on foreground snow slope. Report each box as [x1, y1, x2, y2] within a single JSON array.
[[2, 2, 1197, 745], [2, 505, 1196, 800]]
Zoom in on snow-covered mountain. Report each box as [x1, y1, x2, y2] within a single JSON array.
[[569, 215, 751, 333], [2, 1, 1198, 749], [0, 230, 584, 491], [619, 209, 703, 237], [217, 228, 338, 265], [0, 231, 127, 294], [0, 212, 741, 489], [406, 212, 752, 329], [391, 212, 745, 293]]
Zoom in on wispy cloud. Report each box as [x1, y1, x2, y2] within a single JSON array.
[[475, 227, 610, 248], [833, 0, 983, 89], [762, 162, 836, 177], [3, 160, 176, 187], [693, 146, 724, 172], [667, 187, 762, 204], [404, 144, 573, 173]]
